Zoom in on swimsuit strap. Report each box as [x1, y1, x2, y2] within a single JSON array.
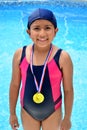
[[20, 46, 27, 63], [54, 48, 62, 70]]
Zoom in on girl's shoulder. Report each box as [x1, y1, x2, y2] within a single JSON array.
[[60, 50, 71, 62], [15, 44, 32, 58], [59, 50, 73, 70], [12, 48, 23, 65]]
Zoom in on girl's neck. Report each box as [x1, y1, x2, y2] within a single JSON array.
[[33, 44, 52, 54]]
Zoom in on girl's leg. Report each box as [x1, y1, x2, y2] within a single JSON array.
[[21, 108, 41, 130], [42, 108, 62, 130]]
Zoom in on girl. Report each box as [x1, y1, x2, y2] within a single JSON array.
[[9, 8, 74, 130]]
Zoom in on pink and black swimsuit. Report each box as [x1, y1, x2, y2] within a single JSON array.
[[20, 45, 63, 121]]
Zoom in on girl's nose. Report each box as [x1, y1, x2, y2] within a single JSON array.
[[39, 29, 46, 37]]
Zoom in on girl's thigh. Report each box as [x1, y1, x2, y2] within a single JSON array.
[[21, 108, 41, 130], [41, 108, 62, 130]]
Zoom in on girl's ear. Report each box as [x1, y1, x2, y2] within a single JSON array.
[[26, 29, 31, 35], [54, 28, 58, 36]]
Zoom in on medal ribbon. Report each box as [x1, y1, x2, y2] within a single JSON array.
[[30, 44, 53, 93]]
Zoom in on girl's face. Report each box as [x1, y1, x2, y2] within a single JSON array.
[[27, 19, 58, 48]]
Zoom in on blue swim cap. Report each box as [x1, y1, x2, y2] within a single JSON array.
[[27, 8, 57, 29]]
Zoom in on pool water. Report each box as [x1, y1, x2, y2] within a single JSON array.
[[0, 1, 87, 130]]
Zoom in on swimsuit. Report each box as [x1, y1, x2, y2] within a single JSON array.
[[19, 45, 63, 121]]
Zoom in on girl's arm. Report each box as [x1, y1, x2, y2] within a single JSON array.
[[9, 48, 22, 129], [60, 51, 74, 130]]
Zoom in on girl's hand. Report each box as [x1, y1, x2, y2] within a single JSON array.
[[9, 114, 19, 130], [60, 117, 71, 130]]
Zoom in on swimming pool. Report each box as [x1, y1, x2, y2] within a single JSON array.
[[0, 0, 87, 130]]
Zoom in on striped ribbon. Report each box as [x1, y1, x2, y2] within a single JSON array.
[[30, 44, 53, 93]]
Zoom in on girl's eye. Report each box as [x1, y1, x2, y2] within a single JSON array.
[[33, 27, 40, 31], [45, 26, 51, 30]]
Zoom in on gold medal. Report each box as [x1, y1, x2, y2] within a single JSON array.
[[33, 92, 44, 104]]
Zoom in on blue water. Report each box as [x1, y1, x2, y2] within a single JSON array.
[[0, 1, 87, 130]]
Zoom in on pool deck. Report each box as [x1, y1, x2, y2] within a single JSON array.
[[0, 0, 87, 3], [0, 0, 87, 2], [63, 0, 87, 1]]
